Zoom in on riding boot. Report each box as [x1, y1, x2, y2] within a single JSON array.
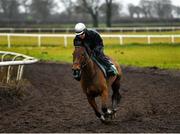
[[111, 64, 118, 74], [95, 56, 118, 77], [105, 59, 118, 76], [107, 65, 118, 76]]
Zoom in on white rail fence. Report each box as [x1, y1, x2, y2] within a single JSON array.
[[0, 33, 180, 47], [1, 27, 180, 33], [0, 51, 38, 83]]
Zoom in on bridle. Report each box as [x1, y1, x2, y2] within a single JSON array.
[[72, 46, 96, 81]]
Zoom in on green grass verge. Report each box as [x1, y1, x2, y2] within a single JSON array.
[[0, 43, 180, 69], [105, 43, 180, 69]]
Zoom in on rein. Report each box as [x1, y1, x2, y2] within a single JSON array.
[[81, 60, 89, 68], [73, 60, 89, 69]]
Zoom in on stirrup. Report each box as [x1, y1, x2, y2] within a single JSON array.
[[107, 70, 116, 76], [111, 65, 118, 75]]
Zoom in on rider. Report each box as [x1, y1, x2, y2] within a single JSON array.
[[73, 22, 118, 77]]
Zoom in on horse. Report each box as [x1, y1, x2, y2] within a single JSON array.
[[72, 46, 122, 122]]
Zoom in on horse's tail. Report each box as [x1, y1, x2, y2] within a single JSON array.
[[111, 75, 121, 109]]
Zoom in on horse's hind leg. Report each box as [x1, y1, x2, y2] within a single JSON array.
[[111, 75, 121, 112]]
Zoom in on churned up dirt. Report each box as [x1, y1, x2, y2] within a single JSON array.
[[0, 62, 180, 133]]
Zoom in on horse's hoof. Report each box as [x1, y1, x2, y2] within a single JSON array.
[[99, 115, 105, 122], [104, 109, 118, 120], [107, 109, 113, 114], [104, 114, 113, 120]]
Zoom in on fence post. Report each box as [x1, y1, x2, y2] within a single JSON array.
[[171, 35, 175, 44], [119, 36, 123, 45], [147, 35, 151, 44], [38, 35, 41, 47], [7, 34, 11, 48], [64, 35, 67, 47]]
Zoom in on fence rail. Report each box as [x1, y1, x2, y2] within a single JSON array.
[[0, 33, 180, 47], [1, 27, 180, 33], [0, 51, 38, 83]]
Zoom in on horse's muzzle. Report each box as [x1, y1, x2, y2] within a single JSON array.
[[72, 69, 81, 81]]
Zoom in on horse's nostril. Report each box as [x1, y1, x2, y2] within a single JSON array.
[[72, 69, 81, 81], [72, 69, 79, 75], [72, 70, 77, 75]]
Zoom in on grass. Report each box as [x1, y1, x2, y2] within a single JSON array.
[[105, 44, 180, 69], [0, 36, 74, 47], [0, 43, 180, 69], [0, 46, 73, 62]]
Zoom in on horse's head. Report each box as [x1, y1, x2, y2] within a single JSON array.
[[72, 46, 89, 81]]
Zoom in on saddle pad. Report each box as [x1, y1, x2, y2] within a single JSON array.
[[91, 56, 107, 78]]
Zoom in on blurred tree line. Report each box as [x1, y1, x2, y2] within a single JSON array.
[[0, 0, 180, 27]]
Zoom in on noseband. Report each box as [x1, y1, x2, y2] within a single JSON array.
[[73, 61, 88, 69]]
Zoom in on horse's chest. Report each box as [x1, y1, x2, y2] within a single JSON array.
[[81, 78, 101, 96], [84, 83, 101, 95], [86, 87, 100, 97]]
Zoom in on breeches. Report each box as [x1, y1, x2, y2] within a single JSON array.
[[94, 47, 112, 68]]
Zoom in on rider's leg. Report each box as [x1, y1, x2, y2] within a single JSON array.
[[98, 53, 118, 76], [94, 46, 118, 76]]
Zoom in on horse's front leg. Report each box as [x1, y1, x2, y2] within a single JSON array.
[[101, 88, 114, 119], [87, 96, 105, 122]]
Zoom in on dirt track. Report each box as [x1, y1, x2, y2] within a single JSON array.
[[0, 62, 180, 133]]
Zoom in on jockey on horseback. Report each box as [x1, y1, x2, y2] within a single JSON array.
[[73, 22, 118, 77]]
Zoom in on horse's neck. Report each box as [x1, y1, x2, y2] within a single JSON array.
[[82, 59, 96, 79]]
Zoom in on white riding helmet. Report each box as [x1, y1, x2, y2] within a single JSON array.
[[75, 23, 86, 35]]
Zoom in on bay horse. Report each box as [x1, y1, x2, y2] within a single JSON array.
[[72, 46, 122, 122]]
